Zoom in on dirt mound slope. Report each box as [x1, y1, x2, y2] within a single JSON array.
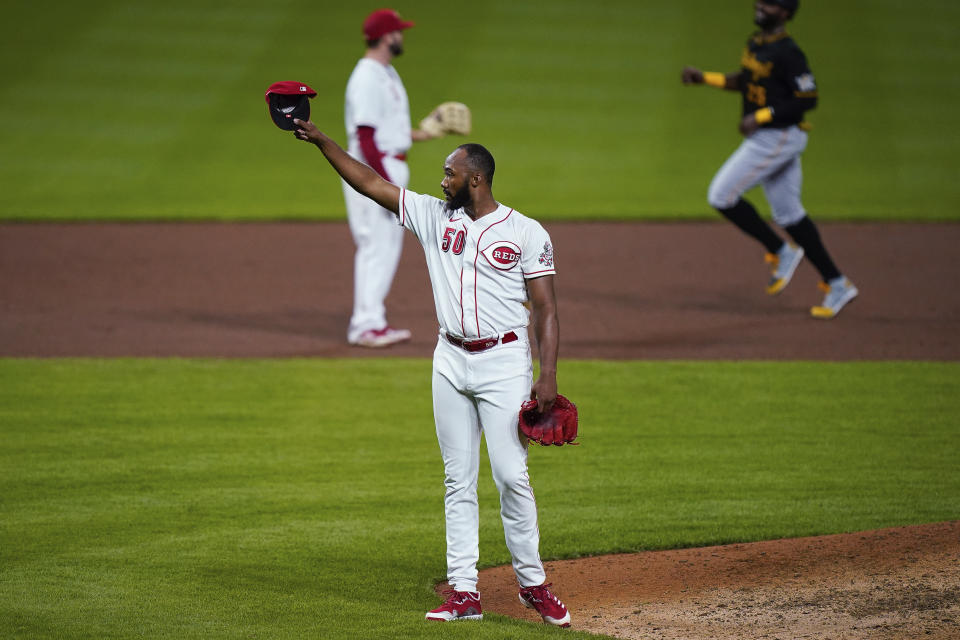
[[460, 521, 960, 639]]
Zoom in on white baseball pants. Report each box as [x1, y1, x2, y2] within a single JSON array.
[[432, 333, 546, 592], [341, 157, 409, 343], [707, 126, 809, 227]]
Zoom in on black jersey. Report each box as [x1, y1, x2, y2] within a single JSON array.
[[739, 31, 818, 128]]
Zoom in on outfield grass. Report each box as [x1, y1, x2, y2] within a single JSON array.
[[1, 0, 958, 221], [2, 359, 957, 638]]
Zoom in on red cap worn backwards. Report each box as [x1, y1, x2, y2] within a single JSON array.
[[363, 8, 414, 42], [264, 81, 317, 131]]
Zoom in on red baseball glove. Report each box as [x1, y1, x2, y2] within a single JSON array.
[[519, 394, 579, 446]]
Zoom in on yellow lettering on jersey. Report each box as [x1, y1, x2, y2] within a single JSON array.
[[741, 48, 773, 82], [747, 83, 767, 106]]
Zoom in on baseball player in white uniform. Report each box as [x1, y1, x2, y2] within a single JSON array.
[[341, 9, 437, 347], [292, 118, 572, 628]]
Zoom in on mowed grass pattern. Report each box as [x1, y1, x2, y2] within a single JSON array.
[[1, 0, 958, 220], [2, 359, 958, 638]]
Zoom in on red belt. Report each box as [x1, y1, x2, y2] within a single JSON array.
[[445, 331, 518, 353], [393, 153, 407, 161]]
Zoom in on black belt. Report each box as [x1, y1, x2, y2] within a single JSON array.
[[445, 331, 518, 353]]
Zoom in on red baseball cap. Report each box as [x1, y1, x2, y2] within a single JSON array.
[[363, 8, 414, 41], [264, 81, 317, 131]]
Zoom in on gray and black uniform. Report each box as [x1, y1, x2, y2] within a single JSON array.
[[709, 32, 817, 228], [708, 29, 843, 286]]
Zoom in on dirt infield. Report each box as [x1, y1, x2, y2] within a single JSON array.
[[2, 221, 958, 639], [2, 222, 958, 359]]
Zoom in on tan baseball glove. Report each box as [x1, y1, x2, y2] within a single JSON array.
[[419, 101, 472, 137]]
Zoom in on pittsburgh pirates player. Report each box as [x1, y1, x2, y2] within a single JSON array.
[[682, 0, 858, 319], [292, 119, 572, 627]]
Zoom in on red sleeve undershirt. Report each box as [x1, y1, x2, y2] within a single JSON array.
[[356, 125, 390, 181]]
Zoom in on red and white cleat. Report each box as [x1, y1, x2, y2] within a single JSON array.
[[519, 583, 571, 627], [425, 589, 483, 621], [350, 326, 412, 348]]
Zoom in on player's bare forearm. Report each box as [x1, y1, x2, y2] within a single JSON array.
[[531, 322, 559, 413], [739, 113, 760, 136], [527, 275, 559, 412], [293, 118, 401, 214], [718, 71, 742, 91], [682, 66, 742, 91]]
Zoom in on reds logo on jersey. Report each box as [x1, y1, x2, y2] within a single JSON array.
[[481, 241, 521, 271]]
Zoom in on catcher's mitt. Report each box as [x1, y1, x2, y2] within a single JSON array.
[[519, 394, 579, 446], [419, 101, 472, 137]]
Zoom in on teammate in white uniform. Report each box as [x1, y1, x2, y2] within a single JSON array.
[[292, 118, 572, 628], [342, 9, 436, 347]]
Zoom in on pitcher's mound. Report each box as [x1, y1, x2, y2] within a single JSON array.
[[437, 522, 960, 639]]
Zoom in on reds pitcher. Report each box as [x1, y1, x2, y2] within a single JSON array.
[[292, 119, 572, 627]]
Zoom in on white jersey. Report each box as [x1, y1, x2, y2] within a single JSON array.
[[399, 188, 556, 339], [344, 58, 412, 159]]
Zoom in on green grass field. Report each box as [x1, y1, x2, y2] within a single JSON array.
[[3, 1, 958, 637], [2, 359, 958, 638], [1, 0, 959, 221]]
